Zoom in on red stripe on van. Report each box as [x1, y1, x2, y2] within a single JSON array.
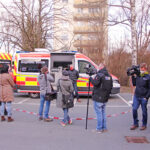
[[26, 77, 37, 81], [16, 81, 25, 85]]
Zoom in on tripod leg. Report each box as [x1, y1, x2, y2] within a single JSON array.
[[85, 79, 91, 130]]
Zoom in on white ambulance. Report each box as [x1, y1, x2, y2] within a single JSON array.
[[13, 51, 120, 98]]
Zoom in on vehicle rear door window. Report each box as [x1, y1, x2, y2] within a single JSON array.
[[18, 59, 48, 73]]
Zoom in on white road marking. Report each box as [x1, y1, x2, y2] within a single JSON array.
[[15, 98, 31, 104], [116, 94, 132, 107]]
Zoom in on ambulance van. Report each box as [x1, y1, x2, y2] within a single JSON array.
[[0, 53, 12, 72], [13, 51, 120, 98]]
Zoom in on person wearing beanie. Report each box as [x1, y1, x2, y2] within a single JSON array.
[[56, 69, 74, 126]]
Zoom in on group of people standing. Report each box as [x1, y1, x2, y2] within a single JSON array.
[[0, 62, 149, 133], [38, 63, 113, 131], [38, 65, 80, 126]]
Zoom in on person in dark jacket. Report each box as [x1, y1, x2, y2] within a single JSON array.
[[90, 63, 112, 133], [68, 64, 81, 102], [130, 63, 150, 130], [57, 70, 74, 126]]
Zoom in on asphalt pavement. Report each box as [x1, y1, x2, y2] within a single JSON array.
[[0, 93, 150, 150]]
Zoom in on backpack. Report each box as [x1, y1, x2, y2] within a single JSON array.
[[101, 74, 113, 94]]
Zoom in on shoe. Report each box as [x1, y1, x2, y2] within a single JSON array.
[[39, 117, 43, 121], [1, 116, 6, 121], [44, 118, 53, 122], [77, 99, 81, 102], [60, 121, 67, 127], [97, 130, 103, 134], [130, 125, 138, 130], [103, 129, 108, 133], [92, 129, 103, 133], [7, 117, 14, 122], [68, 119, 72, 125], [140, 126, 147, 130]]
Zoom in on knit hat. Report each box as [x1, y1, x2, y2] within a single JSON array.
[[62, 70, 69, 76]]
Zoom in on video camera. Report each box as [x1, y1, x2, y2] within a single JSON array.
[[84, 64, 97, 76], [127, 65, 140, 76]]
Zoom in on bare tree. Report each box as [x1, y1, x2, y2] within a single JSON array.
[[0, 0, 72, 52], [108, 0, 150, 65]]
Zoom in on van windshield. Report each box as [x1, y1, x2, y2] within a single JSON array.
[[18, 59, 48, 73]]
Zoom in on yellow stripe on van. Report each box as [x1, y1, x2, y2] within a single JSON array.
[[77, 82, 87, 87], [25, 82, 38, 86], [16, 76, 26, 81]]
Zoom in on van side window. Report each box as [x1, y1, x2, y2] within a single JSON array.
[[18, 59, 48, 73], [78, 60, 95, 74]]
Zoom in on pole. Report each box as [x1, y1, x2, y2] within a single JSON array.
[[85, 77, 91, 130]]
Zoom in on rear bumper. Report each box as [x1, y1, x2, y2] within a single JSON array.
[[111, 87, 120, 94], [14, 85, 40, 93]]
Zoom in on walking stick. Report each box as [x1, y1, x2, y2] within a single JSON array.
[[85, 77, 91, 130]]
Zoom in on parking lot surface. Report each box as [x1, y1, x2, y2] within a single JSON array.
[[0, 93, 150, 150]]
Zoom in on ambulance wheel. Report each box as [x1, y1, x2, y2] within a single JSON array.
[[29, 93, 40, 98]]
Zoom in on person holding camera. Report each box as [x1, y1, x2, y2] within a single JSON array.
[[130, 63, 150, 130], [38, 66, 54, 122], [68, 64, 81, 102], [90, 63, 112, 133]]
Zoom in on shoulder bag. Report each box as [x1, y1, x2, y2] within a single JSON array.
[[45, 74, 57, 101]]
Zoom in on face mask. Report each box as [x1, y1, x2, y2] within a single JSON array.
[[140, 70, 145, 74]]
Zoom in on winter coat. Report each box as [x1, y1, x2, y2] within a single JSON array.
[[56, 75, 74, 108], [132, 73, 150, 99], [38, 73, 54, 95], [68, 69, 79, 84], [90, 67, 112, 103], [0, 73, 15, 102]]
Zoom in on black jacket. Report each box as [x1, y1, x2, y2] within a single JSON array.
[[90, 67, 112, 103], [132, 73, 150, 99], [68, 69, 79, 84]]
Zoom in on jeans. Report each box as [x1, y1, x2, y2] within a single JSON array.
[[132, 95, 148, 126], [93, 101, 107, 131], [0, 102, 12, 117], [39, 94, 51, 119], [73, 82, 79, 99], [62, 108, 70, 124]]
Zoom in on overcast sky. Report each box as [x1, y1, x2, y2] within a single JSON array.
[[0, 0, 138, 53]]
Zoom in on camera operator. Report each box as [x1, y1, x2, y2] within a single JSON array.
[[90, 63, 112, 133], [130, 63, 150, 130], [68, 64, 81, 102]]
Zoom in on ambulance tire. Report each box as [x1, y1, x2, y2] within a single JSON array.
[[29, 93, 40, 98]]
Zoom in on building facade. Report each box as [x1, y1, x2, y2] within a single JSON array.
[[53, 0, 108, 64]]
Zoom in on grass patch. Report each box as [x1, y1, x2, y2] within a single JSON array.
[[120, 86, 135, 93]]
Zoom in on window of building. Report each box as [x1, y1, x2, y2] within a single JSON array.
[[89, 8, 100, 13], [78, 8, 83, 13]]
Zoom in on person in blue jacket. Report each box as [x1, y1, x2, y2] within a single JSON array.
[[130, 63, 150, 130]]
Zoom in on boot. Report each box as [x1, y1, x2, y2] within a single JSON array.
[[1, 116, 6, 121], [7, 117, 14, 122]]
